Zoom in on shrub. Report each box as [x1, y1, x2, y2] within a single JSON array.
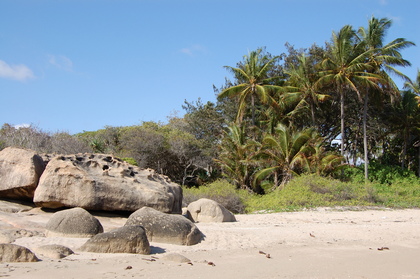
[[182, 180, 246, 214], [243, 174, 378, 213], [121, 157, 138, 166]]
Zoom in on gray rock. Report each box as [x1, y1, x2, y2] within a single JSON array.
[[125, 207, 204, 246], [80, 225, 150, 254], [0, 147, 45, 199], [187, 198, 236, 223], [33, 154, 182, 213], [0, 243, 39, 262], [34, 244, 74, 259], [46, 207, 103, 237]]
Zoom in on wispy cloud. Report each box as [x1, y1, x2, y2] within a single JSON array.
[[0, 60, 35, 81], [14, 123, 31, 129], [180, 44, 207, 56], [48, 55, 73, 71], [379, 0, 387, 5]]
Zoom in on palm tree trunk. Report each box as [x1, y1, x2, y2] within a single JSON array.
[[340, 89, 346, 177], [311, 102, 316, 127], [402, 130, 408, 169], [251, 94, 256, 126], [363, 93, 369, 181], [340, 89, 345, 159], [418, 146, 420, 177]]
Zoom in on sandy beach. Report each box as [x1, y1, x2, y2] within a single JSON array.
[[1, 206, 419, 279]]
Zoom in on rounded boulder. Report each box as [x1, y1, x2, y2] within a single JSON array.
[[46, 207, 103, 237]]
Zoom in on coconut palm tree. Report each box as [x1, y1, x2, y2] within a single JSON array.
[[253, 123, 314, 188], [217, 48, 283, 126], [358, 16, 414, 179], [317, 25, 381, 166], [404, 69, 420, 105], [216, 123, 263, 193], [283, 53, 330, 126]]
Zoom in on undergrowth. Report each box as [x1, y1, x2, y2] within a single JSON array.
[[183, 166, 420, 214]]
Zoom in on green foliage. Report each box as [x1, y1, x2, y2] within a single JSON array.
[[182, 180, 247, 214], [121, 157, 138, 166], [345, 161, 418, 184], [216, 123, 262, 193], [244, 174, 376, 212], [376, 177, 420, 207]]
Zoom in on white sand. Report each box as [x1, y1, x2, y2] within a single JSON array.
[[1, 207, 420, 278]]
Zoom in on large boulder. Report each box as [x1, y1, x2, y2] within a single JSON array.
[[80, 225, 150, 254], [33, 154, 182, 213], [0, 147, 45, 199], [46, 207, 103, 237], [187, 198, 236, 223], [125, 207, 204, 246], [0, 244, 39, 262]]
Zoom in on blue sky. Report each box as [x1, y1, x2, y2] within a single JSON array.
[[1, 0, 419, 134]]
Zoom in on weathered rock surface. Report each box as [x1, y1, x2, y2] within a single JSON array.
[[125, 207, 204, 246], [187, 198, 236, 223], [46, 207, 103, 237], [0, 200, 34, 213], [0, 229, 44, 244], [33, 153, 182, 213], [33, 244, 74, 259], [0, 243, 39, 262], [0, 147, 45, 199], [80, 225, 150, 254]]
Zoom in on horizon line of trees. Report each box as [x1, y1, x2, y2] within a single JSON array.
[[1, 16, 419, 192]]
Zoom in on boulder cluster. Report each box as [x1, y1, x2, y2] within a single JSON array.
[[0, 147, 182, 213], [0, 147, 237, 263]]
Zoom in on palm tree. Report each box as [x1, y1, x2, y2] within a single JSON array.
[[358, 16, 415, 179], [308, 137, 345, 176], [284, 53, 329, 126], [404, 69, 420, 105], [390, 91, 420, 169], [253, 123, 314, 188], [217, 48, 283, 126], [317, 25, 381, 167], [216, 123, 262, 193]]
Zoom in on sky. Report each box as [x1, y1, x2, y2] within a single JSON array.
[[1, 0, 419, 134]]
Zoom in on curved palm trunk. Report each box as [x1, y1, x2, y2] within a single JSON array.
[[363, 93, 369, 181]]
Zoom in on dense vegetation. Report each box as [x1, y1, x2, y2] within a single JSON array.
[[2, 17, 420, 212]]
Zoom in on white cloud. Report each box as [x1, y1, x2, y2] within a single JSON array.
[[180, 44, 206, 56], [0, 60, 35, 81], [48, 55, 73, 71], [13, 123, 31, 129]]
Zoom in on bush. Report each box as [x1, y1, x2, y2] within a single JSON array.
[[243, 174, 379, 213], [121, 157, 138, 166], [182, 180, 246, 214]]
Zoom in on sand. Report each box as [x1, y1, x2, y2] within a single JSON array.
[[0, 205, 419, 279]]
